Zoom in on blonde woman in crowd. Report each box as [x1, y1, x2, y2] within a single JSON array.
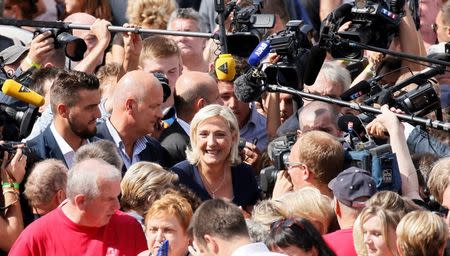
[[396, 210, 448, 256]]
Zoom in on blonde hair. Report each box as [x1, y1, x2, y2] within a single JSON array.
[[427, 156, 450, 204], [186, 104, 241, 166], [396, 210, 448, 256], [251, 199, 284, 226], [139, 35, 181, 66], [145, 193, 193, 230], [120, 162, 178, 214], [127, 0, 177, 28], [276, 187, 335, 234], [357, 206, 401, 256]]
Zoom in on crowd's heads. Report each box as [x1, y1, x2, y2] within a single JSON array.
[[64, 13, 100, 56], [359, 206, 400, 256], [111, 70, 163, 136], [435, 1, 450, 43], [24, 159, 68, 215], [168, 8, 206, 59], [305, 61, 351, 100], [66, 158, 121, 227], [266, 218, 335, 256], [298, 101, 340, 137], [73, 140, 123, 170], [50, 69, 101, 139], [174, 71, 221, 120], [277, 187, 335, 234], [427, 156, 450, 204], [139, 35, 181, 95], [186, 104, 241, 166], [329, 167, 377, 209], [190, 199, 249, 249], [144, 193, 193, 256], [396, 211, 448, 256], [288, 130, 344, 190], [120, 161, 178, 215], [127, 0, 177, 28], [63, 0, 112, 21], [2, 0, 38, 19]]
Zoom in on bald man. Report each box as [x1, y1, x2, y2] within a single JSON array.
[[96, 70, 172, 173], [159, 71, 222, 164], [298, 101, 341, 138]]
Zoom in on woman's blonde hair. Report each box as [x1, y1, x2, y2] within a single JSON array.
[[120, 162, 178, 214], [186, 104, 241, 166], [127, 0, 177, 28], [145, 193, 193, 230], [396, 210, 448, 256], [357, 206, 401, 256], [276, 187, 335, 234]]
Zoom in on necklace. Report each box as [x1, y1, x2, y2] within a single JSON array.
[[200, 169, 227, 198]]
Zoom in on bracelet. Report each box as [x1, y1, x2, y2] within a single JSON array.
[[23, 56, 42, 69], [2, 182, 20, 189]]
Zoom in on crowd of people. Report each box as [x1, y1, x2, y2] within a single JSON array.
[[0, 0, 449, 255]]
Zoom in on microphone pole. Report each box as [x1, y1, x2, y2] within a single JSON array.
[[0, 18, 215, 39], [342, 39, 450, 67], [265, 84, 450, 131], [215, 0, 228, 53]]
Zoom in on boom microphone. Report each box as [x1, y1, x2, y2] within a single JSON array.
[[303, 45, 327, 85], [331, 3, 353, 22], [234, 68, 265, 102], [2, 79, 45, 107], [248, 40, 271, 67], [340, 80, 372, 101]]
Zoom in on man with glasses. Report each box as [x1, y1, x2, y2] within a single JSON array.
[[284, 130, 344, 198]]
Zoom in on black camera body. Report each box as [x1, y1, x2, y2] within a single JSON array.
[[264, 20, 313, 89], [226, 0, 275, 57], [35, 28, 87, 61], [322, 0, 404, 60], [395, 82, 441, 117], [0, 141, 31, 160], [259, 133, 297, 195]]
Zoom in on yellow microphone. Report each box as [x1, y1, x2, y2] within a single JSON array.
[[2, 79, 45, 107], [214, 54, 236, 81]]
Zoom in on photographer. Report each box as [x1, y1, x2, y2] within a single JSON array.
[[0, 147, 27, 252]]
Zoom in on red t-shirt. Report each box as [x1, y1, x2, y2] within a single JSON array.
[[323, 228, 357, 256], [9, 208, 147, 256]]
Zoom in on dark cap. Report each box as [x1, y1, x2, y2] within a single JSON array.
[[329, 166, 377, 208], [0, 44, 29, 65]]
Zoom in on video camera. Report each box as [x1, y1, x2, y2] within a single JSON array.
[[225, 0, 276, 57], [34, 28, 87, 61], [259, 133, 296, 196], [264, 20, 313, 89], [320, 0, 404, 60]]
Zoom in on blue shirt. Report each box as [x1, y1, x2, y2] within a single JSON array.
[[240, 104, 268, 152]]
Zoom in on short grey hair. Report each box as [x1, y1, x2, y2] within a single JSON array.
[[168, 8, 203, 32], [186, 104, 241, 166], [66, 158, 121, 201], [24, 159, 68, 207], [74, 140, 123, 170], [319, 61, 351, 92]]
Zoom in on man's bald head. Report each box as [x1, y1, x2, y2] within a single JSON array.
[[174, 71, 220, 120], [113, 70, 162, 111], [298, 101, 340, 137]]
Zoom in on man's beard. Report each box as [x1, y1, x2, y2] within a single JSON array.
[[68, 117, 97, 139]]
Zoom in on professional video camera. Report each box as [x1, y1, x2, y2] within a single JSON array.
[[34, 28, 87, 61], [224, 0, 276, 57], [259, 133, 296, 196], [264, 20, 313, 88], [320, 0, 404, 60]]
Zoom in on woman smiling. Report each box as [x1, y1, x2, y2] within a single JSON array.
[[171, 104, 260, 211]]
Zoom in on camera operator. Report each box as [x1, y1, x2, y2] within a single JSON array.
[[0, 147, 27, 252]]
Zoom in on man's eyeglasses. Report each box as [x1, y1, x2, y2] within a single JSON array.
[[285, 161, 305, 170]]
